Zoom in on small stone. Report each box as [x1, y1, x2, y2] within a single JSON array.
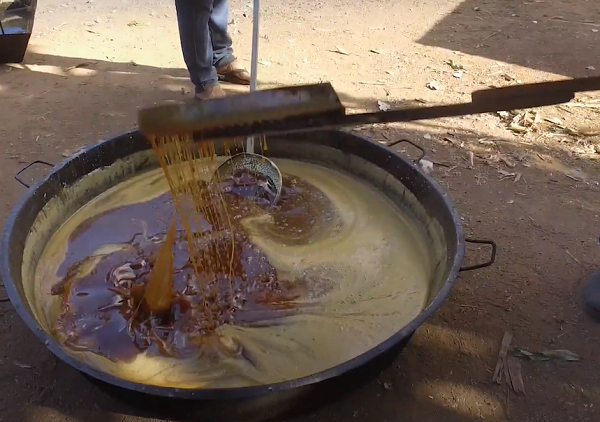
[[419, 159, 434, 174]]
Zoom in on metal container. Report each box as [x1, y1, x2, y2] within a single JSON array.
[[0, 0, 36, 64], [1, 129, 496, 421]]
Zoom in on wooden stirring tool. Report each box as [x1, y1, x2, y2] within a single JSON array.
[[138, 76, 600, 141]]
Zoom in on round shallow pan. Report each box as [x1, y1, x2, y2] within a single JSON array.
[[0, 129, 496, 422]]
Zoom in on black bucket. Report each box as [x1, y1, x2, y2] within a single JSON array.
[[0, 0, 36, 64], [1, 130, 496, 421]]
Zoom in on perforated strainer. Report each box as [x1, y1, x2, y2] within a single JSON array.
[[211, 153, 283, 206]]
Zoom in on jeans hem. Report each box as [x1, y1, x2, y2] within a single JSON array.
[[195, 80, 219, 94], [214, 54, 236, 70]]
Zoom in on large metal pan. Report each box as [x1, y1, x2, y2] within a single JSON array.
[[0, 129, 496, 421]]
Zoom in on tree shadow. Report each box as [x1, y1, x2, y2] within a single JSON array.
[[417, 0, 600, 78]]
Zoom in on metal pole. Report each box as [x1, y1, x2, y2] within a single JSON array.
[[246, 0, 260, 153]]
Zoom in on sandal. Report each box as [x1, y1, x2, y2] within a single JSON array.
[[217, 60, 250, 86]]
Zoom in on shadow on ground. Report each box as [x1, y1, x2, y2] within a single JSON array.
[[2, 329, 497, 422], [418, 0, 600, 78], [1, 48, 600, 422]]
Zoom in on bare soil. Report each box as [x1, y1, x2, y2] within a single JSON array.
[[1, 0, 600, 421]]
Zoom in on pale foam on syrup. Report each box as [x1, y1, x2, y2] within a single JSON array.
[[33, 159, 432, 388]]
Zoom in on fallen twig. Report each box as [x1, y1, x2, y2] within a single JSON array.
[[565, 250, 581, 264], [514, 348, 580, 362], [466, 151, 475, 169], [493, 332, 525, 395], [506, 357, 525, 394], [564, 102, 600, 109], [493, 332, 513, 383], [551, 16, 600, 28]]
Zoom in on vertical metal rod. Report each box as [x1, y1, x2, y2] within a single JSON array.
[[246, 0, 260, 153]]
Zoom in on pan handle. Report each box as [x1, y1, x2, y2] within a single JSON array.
[[385, 139, 426, 163], [14, 160, 54, 188], [460, 238, 497, 272]]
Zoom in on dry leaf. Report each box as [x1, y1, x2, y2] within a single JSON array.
[[446, 59, 464, 70], [574, 126, 600, 136], [544, 116, 564, 126], [509, 123, 528, 133], [65, 61, 96, 71], [99, 111, 126, 118], [466, 151, 474, 168], [335, 46, 350, 55], [506, 357, 525, 394], [500, 156, 516, 168], [426, 80, 441, 90], [514, 348, 580, 362], [377, 100, 391, 111], [493, 332, 513, 384]]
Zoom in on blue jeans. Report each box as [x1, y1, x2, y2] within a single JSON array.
[[174, 0, 235, 93]]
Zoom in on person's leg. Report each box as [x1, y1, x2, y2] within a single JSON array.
[[210, 0, 250, 85], [174, 0, 225, 99], [582, 267, 600, 322], [209, 0, 234, 68]]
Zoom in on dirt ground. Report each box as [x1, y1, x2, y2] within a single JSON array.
[[1, 0, 600, 421]]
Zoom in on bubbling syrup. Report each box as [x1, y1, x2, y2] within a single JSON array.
[[51, 172, 341, 363]]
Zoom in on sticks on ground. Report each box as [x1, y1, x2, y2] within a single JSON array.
[[493, 331, 525, 394]]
